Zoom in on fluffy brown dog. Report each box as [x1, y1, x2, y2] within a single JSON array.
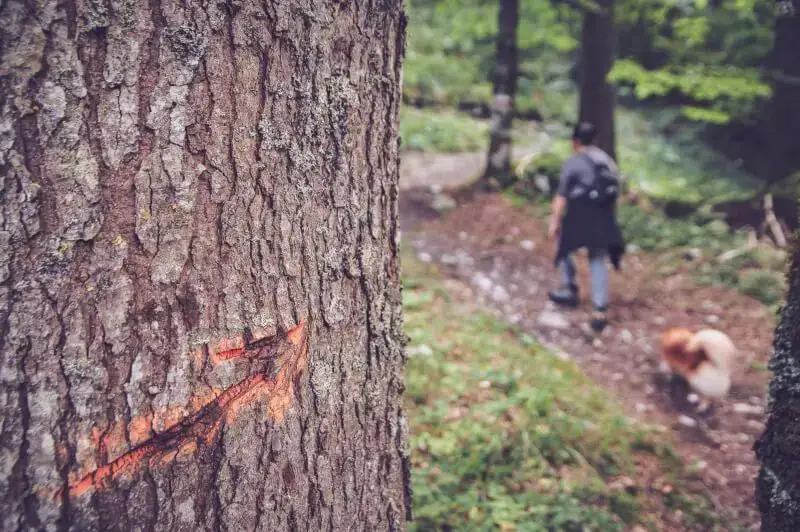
[[660, 328, 736, 399]]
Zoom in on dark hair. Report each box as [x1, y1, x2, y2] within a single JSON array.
[[572, 122, 597, 146]]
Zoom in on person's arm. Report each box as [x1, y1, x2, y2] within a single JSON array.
[[548, 195, 566, 240], [549, 161, 572, 239]]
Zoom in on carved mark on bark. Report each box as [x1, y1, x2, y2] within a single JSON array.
[[49, 320, 309, 500]]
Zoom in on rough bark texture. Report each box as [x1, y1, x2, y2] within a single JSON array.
[[0, 1, 410, 530], [755, 231, 800, 530], [578, 0, 616, 162], [481, 0, 518, 189]]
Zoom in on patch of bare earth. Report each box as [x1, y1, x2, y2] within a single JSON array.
[[400, 165, 773, 529]]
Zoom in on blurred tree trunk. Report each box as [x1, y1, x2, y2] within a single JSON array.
[[761, 1, 800, 184], [0, 1, 410, 530], [481, 0, 519, 189], [578, 0, 616, 161], [755, 233, 800, 530]]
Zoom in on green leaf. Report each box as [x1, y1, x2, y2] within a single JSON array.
[[680, 106, 731, 124]]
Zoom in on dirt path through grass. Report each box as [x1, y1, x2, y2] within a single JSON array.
[[399, 151, 774, 529]]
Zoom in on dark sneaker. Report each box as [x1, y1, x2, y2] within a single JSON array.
[[590, 308, 607, 333], [548, 285, 579, 308]]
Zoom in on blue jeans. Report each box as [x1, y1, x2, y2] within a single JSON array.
[[560, 249, 608, 310]]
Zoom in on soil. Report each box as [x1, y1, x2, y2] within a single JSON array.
[[400, 151, 776, 530]]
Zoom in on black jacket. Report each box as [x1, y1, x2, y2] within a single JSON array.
[[554, 153, 625, 269]]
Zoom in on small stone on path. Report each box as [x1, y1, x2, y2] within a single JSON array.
[[407, 344, 434, 357], [537, 309, 570, 330], [471, 272, 493, 293], [733, 403, 764, 416]]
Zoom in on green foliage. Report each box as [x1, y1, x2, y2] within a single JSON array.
[[512, 149, 568, 199], [616, 109, 763, 204], [610, 61, 771, 123], [402, 250, 726, 531], [737, 269, 786, 306], [405, 0, 779, 129], [614, 0, 776, 123], [616, 204, 732, 252], [527, 151, 566, 181], [400, 106, 489, 153], [696, 249, 787, 307], [681, 106, 732, 125], [614, 201, 787, 304], [404, 0, 579, 121]]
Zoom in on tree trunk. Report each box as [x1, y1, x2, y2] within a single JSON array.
[[0, 1, 410, 530], [756, 8, 800, 526], [578, 0, 616, 161], [481, 0, 519, 189], [761, 1, 800, 184], [755, 232, 800, 530]]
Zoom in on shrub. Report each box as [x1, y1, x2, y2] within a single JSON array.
[[513, 151, 567, 199]]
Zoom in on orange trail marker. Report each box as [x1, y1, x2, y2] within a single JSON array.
[[57, 320, 310, 499]]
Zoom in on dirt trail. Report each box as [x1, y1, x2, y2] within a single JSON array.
[[399, 151, 774, 529]]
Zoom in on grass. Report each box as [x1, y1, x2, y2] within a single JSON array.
[[403, 249, 729, 531]]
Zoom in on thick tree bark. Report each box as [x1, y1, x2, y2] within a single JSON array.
[[481, 0, 519, 189], [755, 234, 800, 530], [761, 1, 800, 184], [578, 0, 616, 161], [0, 1, 410, 530], [756, 8, 800, 526]]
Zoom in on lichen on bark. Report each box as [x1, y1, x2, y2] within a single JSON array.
[[756, 234, 800, 530]]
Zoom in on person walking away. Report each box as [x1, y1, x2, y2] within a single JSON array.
[[547, 122, 625, 332]]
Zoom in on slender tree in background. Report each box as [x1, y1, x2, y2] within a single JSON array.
[[760, 0, 800, 185], [481, 0, 520, 189], [578, 0, 616, 161], [0, 1, 409, 530]]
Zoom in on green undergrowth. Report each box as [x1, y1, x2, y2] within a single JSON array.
[[402, 249, 728, 531], [613, 203, 787, 307], [616, 109, 763, 205], [400, 106, 546, 154], [400, 106, 489, 153]]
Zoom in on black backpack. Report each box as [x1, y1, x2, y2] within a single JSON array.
[[571, 153, 619, 206]]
